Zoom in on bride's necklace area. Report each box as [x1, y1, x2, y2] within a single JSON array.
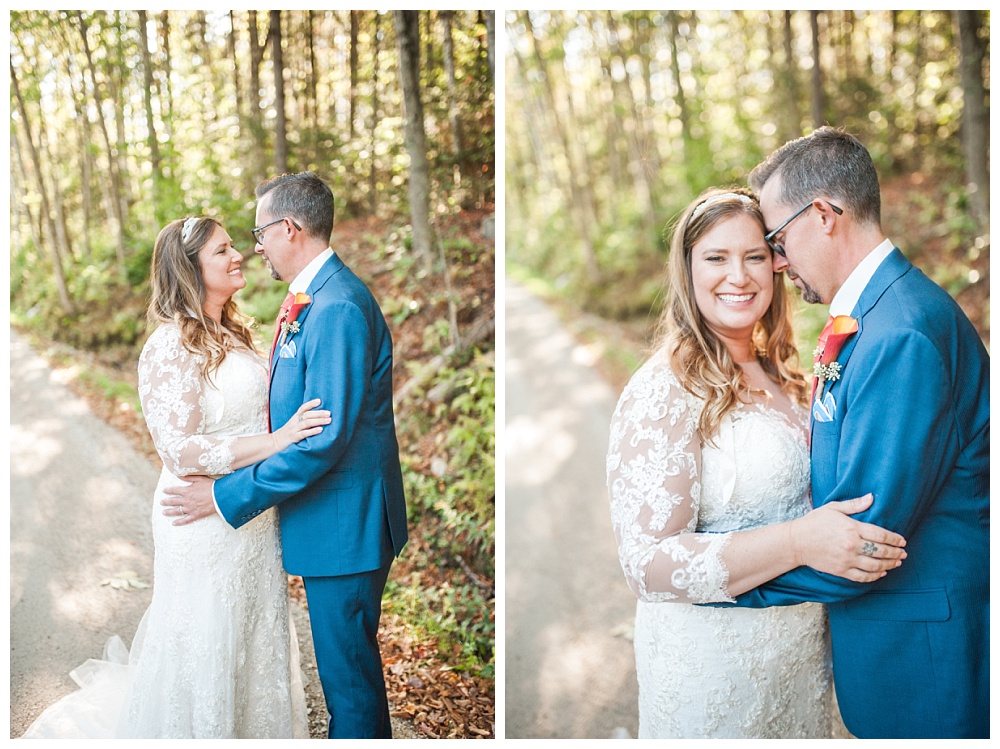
[[736, 358, 775, 400]]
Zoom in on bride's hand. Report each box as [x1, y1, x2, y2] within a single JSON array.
[[272, 398, 331, 451], [789, 493, 907, 582]]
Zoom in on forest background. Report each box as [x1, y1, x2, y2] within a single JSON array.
[[506, 9, 990, 389], [10, 9, 495, 739]]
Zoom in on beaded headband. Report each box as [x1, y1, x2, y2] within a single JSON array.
[[181, 216, 199, 243], [690, 193, 754, 220]]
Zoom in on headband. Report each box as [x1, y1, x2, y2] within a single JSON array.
[[690, 193, 754, 220], [181, 216, 199, 243]]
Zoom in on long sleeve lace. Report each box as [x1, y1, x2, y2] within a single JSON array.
[[138, 325, 239, 476], [606, 353, 734, 604]]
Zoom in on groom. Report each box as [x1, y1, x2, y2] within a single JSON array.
[[163, 172, 408, 738], [725, 127, 989, 738]]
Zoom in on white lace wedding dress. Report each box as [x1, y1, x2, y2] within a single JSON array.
[[21, 323, 308, 739], [607, 350, 837, 739]]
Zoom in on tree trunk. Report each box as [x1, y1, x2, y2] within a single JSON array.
[[75, 10, 128, 282], [782, 11, 801, 141], [483, 11, 495, 82], [394, 10, 433, 272], [228, 11, 243, 122], [158, 12, 174, 142], [441, 9, 473, 205], [271, 11, 289, 175], [55, 20, 94, 260], [955, 10, 989, 231], [809, 10, 825, 128], [306, 11, 319, 134], [10, 61, 73, 313], [524, 11, 601, 282], [138, 10, 164, 224], [248, 11, 268, 183], [350, 10, 359, 140], [602, 12, 657, 229], [369, 12, 380, 214], [666, 10, 695, 188]]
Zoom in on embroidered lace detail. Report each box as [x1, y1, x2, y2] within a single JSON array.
[[138, 325, 267, 477], [607, 350, 837, 738]]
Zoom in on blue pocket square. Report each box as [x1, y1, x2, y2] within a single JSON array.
[[278, 340, 297, 358], [812, 391, 837, 422]]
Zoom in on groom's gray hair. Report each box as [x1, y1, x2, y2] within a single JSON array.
[[256, 172, 335, 244], [749, 126, 882, 229]]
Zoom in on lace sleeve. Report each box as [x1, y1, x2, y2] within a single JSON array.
[[606, 356, 734, 604], [137, 325, 237, 476]]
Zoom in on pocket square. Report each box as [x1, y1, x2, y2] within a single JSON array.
[[278, 340, 297, 359], [812, 391, 837, 422]]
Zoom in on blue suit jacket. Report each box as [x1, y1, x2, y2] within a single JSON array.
[[216, 253, 408, 577], [730, 249, 989, 738]]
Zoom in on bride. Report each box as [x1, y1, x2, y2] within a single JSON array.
[[21, 216, 331, 739], [606, 189, 907, 738]]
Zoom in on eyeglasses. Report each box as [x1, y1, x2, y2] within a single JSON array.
[[764, 201, 843, 257], [251, 216, 301, 245]]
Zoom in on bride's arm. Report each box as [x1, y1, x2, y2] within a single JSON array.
[[717, 495, 905, 597], [607, 364, 905, 604], [137, 327, 329, 476]]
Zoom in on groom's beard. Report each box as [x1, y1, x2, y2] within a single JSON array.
[[264, 257, 282, 281], [788, 270, 822, 305]]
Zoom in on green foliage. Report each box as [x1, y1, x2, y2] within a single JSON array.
[[383, 575, 494, 676], [506, 9, 989, 339]]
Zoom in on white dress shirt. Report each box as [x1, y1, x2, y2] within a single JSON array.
[[828, 238, 895, 318]]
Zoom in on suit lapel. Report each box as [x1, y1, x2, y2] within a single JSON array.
[[809, 248, 913, 441], [269, 253, 346, 382]]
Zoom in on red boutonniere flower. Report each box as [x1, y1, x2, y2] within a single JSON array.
[[280, 293, 311, 344], [813, 315, 859, 398]]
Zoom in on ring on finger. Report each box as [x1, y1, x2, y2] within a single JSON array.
[[861, 541, 878, 557]]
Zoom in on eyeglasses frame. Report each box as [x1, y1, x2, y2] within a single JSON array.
[[764, 201, 843, 257], [251, 216, 302, 245]]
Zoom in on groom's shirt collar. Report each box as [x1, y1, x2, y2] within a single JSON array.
[[829, 238, 894, 317], [289, 247, 334, 295]]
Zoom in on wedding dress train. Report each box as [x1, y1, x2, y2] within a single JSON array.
[[21, 324, 308, 739], [607, 351, 842, 738]]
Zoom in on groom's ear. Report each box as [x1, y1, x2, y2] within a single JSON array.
[[815, 200, 839, 235]]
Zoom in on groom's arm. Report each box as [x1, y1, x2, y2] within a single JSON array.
[[214, 300, 373, 528], [722, 328, 958, 608]]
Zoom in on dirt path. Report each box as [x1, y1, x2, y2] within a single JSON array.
[[10, 330, 159, 737], [504, 280, 639, 739]]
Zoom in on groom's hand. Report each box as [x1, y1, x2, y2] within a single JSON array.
[[161, 475, 218, 526]]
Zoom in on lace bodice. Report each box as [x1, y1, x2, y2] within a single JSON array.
[[138, 324, 268, 477], [607, 349, 811, 604]]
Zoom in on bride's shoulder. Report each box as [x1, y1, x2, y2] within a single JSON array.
[[139, 323, 199, 366], [621, 348, 684, 396], [614, 349, 703, 415]]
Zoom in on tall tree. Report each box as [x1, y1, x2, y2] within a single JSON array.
[[75, 11, 128, 281], [483, 11, 495, 82], [955, 10, 989, 232], [524, 12, 600, 280], [394, 10, 433, 271], [138, 10, 164, 224], [809, 10, 825, 127], [350, 10, 360, 140], [271, 11, 289, 175], [10, 61, 73, 313]]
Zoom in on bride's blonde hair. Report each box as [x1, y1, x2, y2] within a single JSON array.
[[654, 187, 808, 441], [147, 217, 258, 380]]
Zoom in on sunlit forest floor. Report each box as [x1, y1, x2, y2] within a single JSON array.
[[18, 208, 496, 739]]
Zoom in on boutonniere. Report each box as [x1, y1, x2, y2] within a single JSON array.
[[813, 315, 859, 400], [279, 293, 311, 346]]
